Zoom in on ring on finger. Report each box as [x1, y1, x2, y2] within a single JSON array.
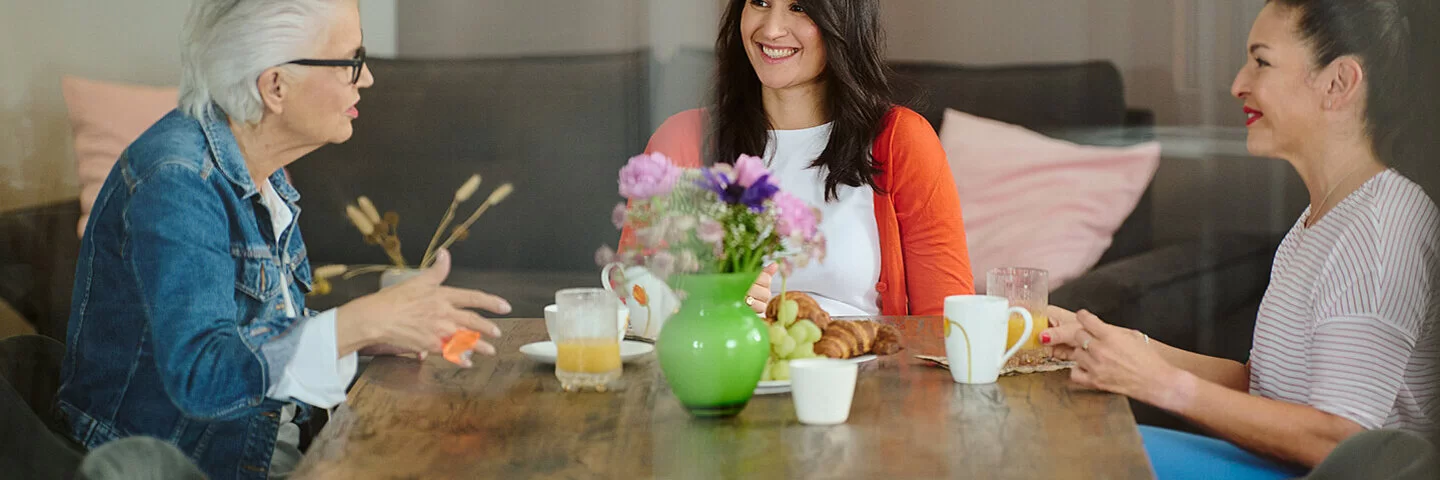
[[1081, 338, 1092, 351]]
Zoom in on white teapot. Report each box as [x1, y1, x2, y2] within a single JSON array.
[[601, 263, 680, 339]]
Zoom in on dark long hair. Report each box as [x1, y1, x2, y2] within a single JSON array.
[[1268, 0, 1438, 167], [712, 0, 895, 201]]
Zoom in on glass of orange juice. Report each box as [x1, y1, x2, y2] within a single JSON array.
[[986, 268, 1049, 365], [554, 288, 623, 391]]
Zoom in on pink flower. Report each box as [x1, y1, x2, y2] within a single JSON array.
[[733, 154, 769, 188], [618, 153, 682, 200], [773, 192, 819, 239], [648, 251, 676, 279], [594, 245, 616, 267], [697, 218, 724, 244], [611, 203, 628, 229]]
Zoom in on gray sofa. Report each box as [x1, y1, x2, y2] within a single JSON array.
[[1, 52, 1280, 378]]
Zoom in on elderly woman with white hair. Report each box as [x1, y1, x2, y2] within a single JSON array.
[[55, 1, 510, 478]]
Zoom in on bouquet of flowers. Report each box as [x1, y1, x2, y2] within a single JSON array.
[[597, 153, 826, 285]]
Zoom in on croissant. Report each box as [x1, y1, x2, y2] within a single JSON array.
[[813, 321, 904, 359], [763, 291, 832, 329]]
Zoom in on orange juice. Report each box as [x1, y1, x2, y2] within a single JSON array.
[[1007, 311, 1048, 350], [556, 339, 622, 374]]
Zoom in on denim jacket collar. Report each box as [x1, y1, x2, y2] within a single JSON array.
[[197, 108, 302, 205]]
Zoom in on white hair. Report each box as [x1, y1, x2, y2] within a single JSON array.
[[179, 0, 341, 124]]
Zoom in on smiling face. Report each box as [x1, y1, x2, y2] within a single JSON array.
[[277, 0, 374, 145], [740, 0, 828, 94], [1230, 3, 1333, 159]]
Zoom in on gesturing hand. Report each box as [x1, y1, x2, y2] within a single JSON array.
[[337, 249, 510, 366]]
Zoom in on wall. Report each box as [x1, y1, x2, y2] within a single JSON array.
[[397, 0, 647, 57], [0, 0, 189, 212], [0, 0, 398, 214]]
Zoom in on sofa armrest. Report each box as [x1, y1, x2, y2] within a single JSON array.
[[1050, 234, 1282, 356], [0, 200, 82, 341]]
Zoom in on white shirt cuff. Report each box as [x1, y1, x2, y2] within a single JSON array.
[[265, 309, 358, 408]]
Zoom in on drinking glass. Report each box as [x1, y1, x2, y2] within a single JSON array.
[[986, 267, 1049, 365], [554, 288, 622, 391]]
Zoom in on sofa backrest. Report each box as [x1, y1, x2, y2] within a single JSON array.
[[288, 52, 650, 272], [890, 60, 1153, 265]]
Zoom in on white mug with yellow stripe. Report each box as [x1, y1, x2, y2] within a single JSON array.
[[943, 295, 1033, 384]]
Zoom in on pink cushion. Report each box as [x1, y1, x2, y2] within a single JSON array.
[[940, 109, 1160, 293], [62, 76, 178, 238]]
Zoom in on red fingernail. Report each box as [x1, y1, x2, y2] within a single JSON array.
[[1040, 332, 1052, 345]]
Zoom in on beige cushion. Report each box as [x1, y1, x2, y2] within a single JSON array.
[[61, 76, 178, 238]]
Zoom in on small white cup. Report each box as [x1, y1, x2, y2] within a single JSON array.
[[944, 295, 1033, 384], [789, 358, 859, 425], [544, 303, 629, 343]]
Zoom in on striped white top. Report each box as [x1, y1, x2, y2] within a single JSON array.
[[1250, 169, 1440, 436]]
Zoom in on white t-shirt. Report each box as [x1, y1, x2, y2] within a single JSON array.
[[763, 123, 882, 316]]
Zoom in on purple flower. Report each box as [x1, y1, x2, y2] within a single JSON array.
[[733, 154, 769, 188], [699, 166, 778, 211], [773, 191, 819, 239], [618, 153, 682, 200], [611, 202, 628, 229]]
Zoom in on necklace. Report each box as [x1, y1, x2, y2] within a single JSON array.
[[1304, 164, 1372, 228]]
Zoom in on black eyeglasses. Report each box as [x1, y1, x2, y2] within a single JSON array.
[[287, 46, 367, 84]]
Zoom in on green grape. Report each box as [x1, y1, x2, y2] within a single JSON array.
[[778, 299, 800, 327], [761, 357, 774, 381], [786, 322, 807, 346], [790, 341, 817, 359], [771, 359, 791, 381], [798, 320, 823, 344], [768, 324, 788, 347], [775, 334, 797, 358]]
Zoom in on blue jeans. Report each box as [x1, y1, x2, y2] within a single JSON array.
[[1140, 425, 1308, 480]]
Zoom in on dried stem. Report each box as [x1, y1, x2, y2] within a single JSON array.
[[423, 183, 512, 268], [421, 199, 460, 269], [341, 264, 395, 280]]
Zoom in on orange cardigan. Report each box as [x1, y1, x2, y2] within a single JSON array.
[[635, 107, 974, 323]]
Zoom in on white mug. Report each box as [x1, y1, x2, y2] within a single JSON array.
[[544, 303, 628, 343], [943, 295, 1033, 384], [601, 263, 679, 339]]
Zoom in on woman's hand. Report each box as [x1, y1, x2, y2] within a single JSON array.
[[744, 264, 779, 314], [336, 249, 510, 360], [1041, 310, 1183, 408]]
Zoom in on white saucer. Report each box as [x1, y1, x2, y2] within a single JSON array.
[[519, 341, 655, 364], [753, 355, 878, 395], [755, 380, 791, 395]]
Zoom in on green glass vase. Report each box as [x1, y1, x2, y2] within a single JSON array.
[[656, 272, 771, 417]]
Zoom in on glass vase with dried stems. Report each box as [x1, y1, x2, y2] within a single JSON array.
[[331, 175, 516, 367], [338, 174, 515, 280]]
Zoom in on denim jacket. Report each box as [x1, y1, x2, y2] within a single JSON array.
[[58, 109, 317, 480]]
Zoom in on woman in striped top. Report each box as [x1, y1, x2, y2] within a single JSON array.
[[1043, 1, 1438, 478]]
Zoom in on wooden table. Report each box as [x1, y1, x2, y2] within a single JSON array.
[[295, 317, 1154, 479]]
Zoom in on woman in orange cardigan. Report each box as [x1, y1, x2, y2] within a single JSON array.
[[638, 0, 972, 323]]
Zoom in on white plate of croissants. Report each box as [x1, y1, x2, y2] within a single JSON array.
[[754, 292, 902, 395]]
